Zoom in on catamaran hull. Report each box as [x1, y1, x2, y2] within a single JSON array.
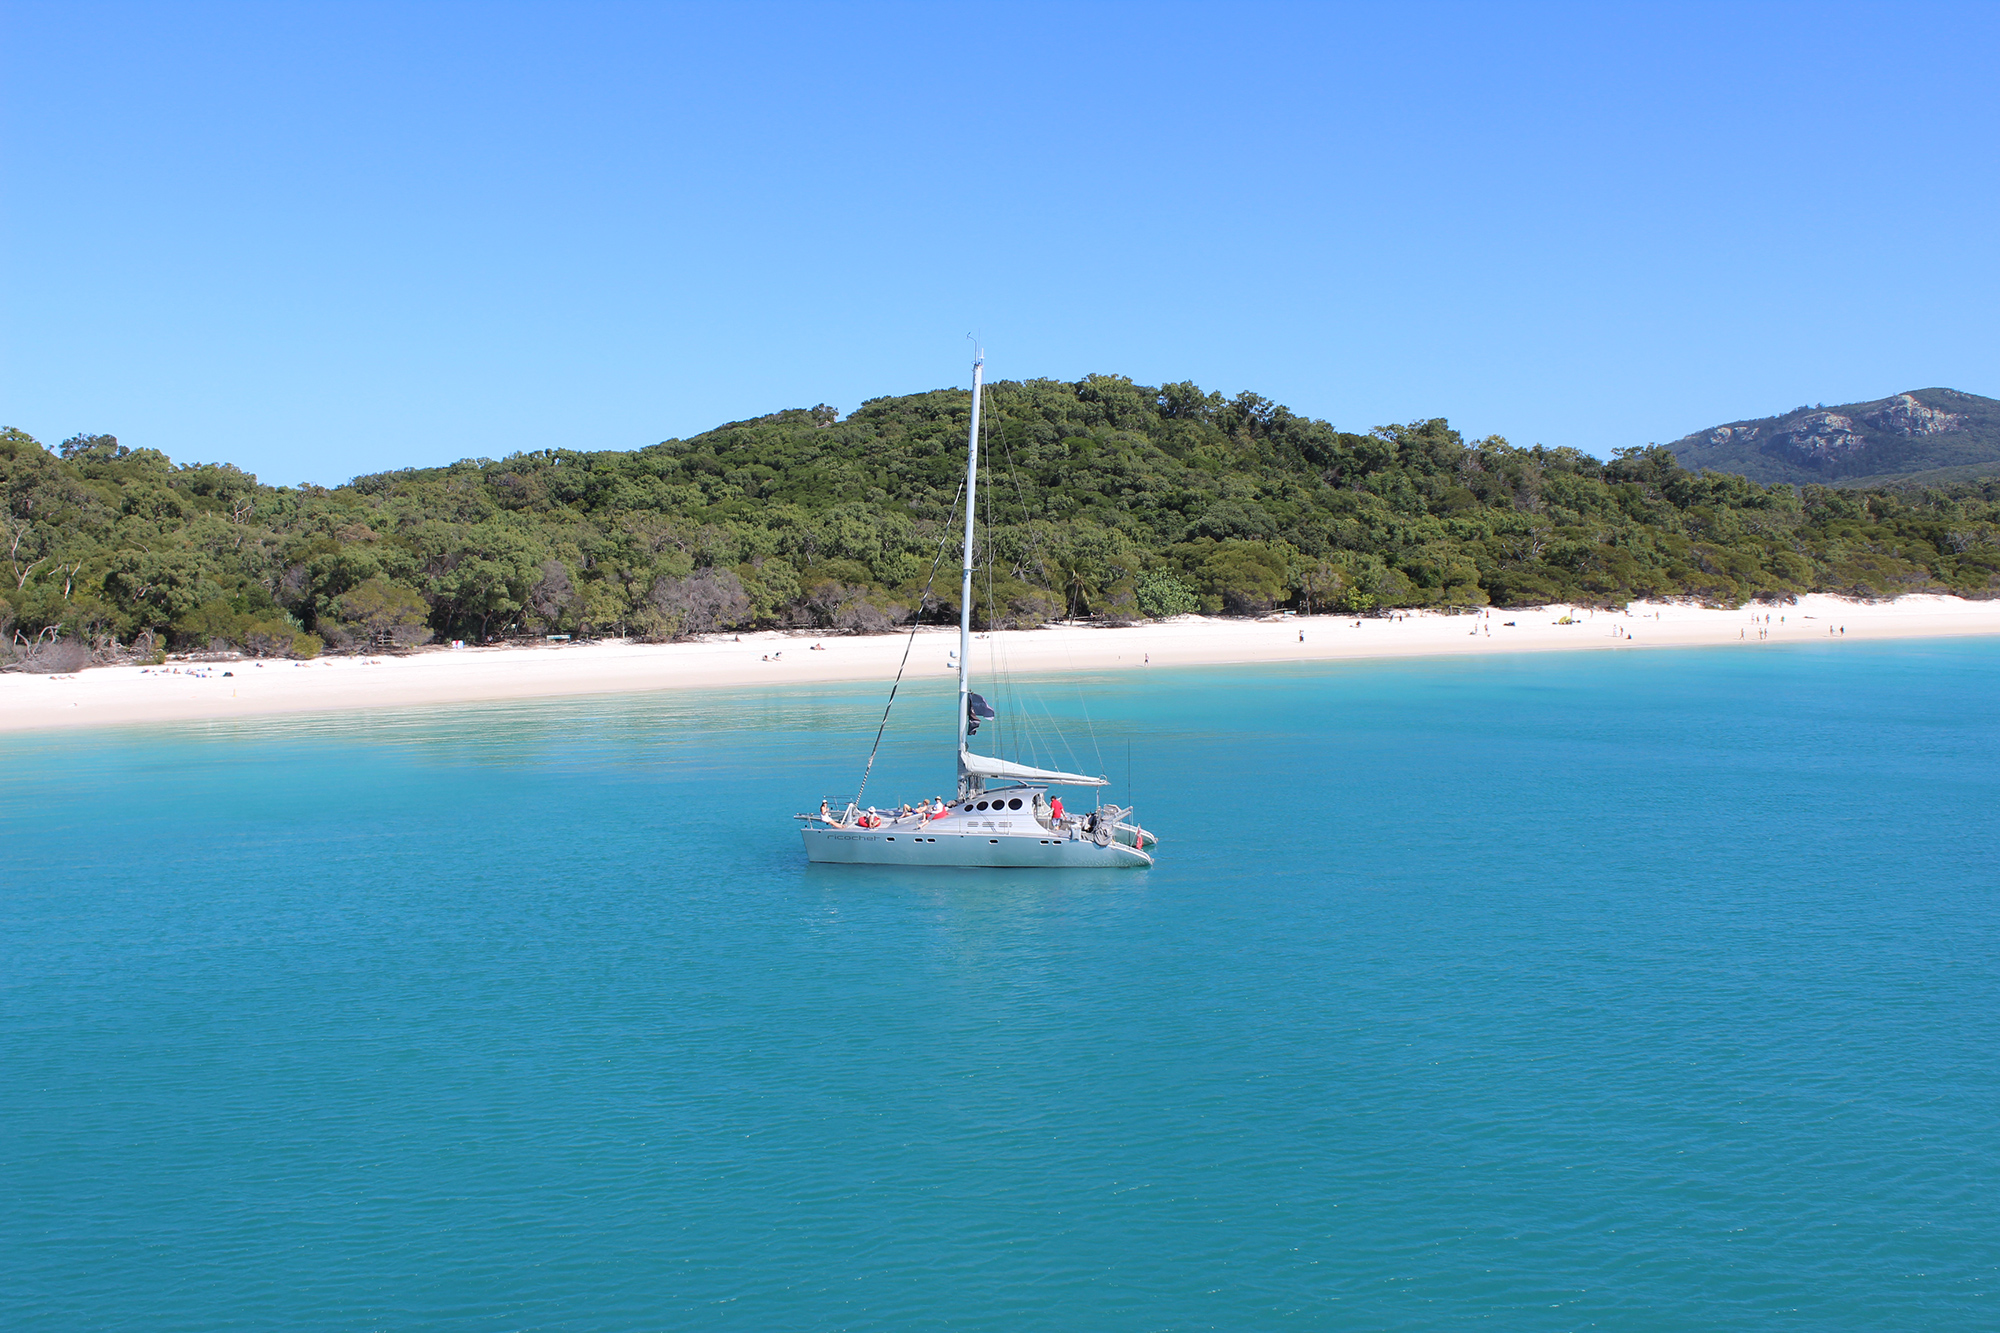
[[802, 826, 1152, 868]]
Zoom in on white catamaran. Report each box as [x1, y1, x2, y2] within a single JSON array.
[[798, 350, 1156, 869]]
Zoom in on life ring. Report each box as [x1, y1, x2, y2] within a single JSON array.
[[1093, 826, 1112, 847]]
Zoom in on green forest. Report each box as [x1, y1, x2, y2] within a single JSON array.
[[7, 374, 2000, 666]]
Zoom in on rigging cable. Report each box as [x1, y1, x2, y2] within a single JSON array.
[[979, 378, 1012, 767], [851, 477, 966, 808], [994, 410, 1109, 782]]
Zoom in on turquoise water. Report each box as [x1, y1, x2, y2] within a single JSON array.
[[5, 642, 1998, 1330]]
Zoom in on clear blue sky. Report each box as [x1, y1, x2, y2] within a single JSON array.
[[5, 1, 1995, 485]]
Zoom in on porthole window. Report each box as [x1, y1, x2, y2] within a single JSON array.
[[1008, 798, 1023, 810], [977, 800, 989, 810]]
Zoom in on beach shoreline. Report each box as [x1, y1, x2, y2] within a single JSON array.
[[6, 593, 1998, 735]]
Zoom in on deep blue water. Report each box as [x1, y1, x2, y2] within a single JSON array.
[[4, 641, 1998, 1330]]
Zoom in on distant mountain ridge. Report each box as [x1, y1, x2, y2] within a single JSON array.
[[1668, 388, 2000, 486]]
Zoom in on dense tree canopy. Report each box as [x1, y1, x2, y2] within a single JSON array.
[[7, 374, 2000, 663]]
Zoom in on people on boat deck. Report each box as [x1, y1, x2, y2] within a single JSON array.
[[1049, 795, 1065, 822]]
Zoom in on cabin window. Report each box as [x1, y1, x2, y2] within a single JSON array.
[[1008, 798, 1023, 810]]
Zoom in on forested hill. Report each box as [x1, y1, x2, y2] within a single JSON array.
[[1669, 388, 2000, 487], [6, 374, 2000, 665]]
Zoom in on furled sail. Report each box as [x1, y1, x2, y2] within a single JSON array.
[[958, 749, 1108, 787]]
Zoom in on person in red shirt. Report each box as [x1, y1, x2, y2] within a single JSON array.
[[1050, 796, 1065, 822]]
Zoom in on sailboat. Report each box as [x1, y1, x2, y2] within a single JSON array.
[[798, 350, 1156, 868]]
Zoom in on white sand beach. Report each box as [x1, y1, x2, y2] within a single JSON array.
[[6, 593, 1999, 734]]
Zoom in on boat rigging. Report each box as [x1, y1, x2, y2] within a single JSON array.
[[797, 348, 1156, 868]]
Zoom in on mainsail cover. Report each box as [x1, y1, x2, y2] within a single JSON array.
[[958, 749, 1107, 787]]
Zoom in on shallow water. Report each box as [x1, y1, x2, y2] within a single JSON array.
[[5, 641, 1997, 1330]]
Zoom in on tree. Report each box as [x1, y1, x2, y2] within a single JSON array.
[[1135, 570, 1198, 619], [334, 577, 433, 647], [1192, 541, 1291, 615], [58, 433, 126, 462], [641, 567, 750, 639], [1294, 558, 1343, 615], [527, 559, 577, 631]]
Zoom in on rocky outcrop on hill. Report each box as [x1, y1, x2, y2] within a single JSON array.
[[1769, 412, 1866, 462], [1864, 393, 1965, 437], [1669, 388, 2000, 485]]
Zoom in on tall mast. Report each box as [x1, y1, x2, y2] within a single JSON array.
[[956, 348, 983, 771]]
